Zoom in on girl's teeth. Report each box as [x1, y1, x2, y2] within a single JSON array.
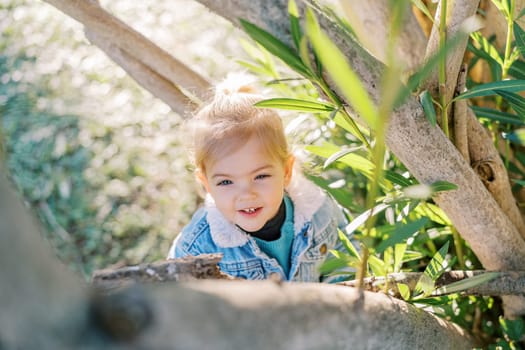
[[244, 208, 256, 213]]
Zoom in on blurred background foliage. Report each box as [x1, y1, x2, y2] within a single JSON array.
[[0, 0, 250, 278]]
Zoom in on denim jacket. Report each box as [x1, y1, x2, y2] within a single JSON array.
[[167, 173, 347, 282]]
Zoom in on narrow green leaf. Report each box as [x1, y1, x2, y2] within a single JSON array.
[[495, 89, 525, 116], [430, 180, 458, 193], [499, 317, 525, 342], [414, 241, 450, 296], [470, 31, 503, 66], [323, 145, 364, 168], [419, 90, 437, 126], [331, 111, 370, 144], [509, 60, 525, 80], [503, 128, 525, 145], [344, 203, 389, 236], [513, 179, 525, 187], [375, 218, 429, 254], [255, 98, 335, 112], [240, 19, 312, 78], [414, 203, 451, 226], [288, 0, 302, 50], [397, 283, 411, 301], [398, 33, 464, 106], [467, 41, 503, 80], [454, 79, 525, 100], [306, 143, 375, 177], [305, 8, 378, 128], [338, 228, 360, 259], [368, 255, 386, 277], [384, 171, 413, 187], [402, 250, 425, 263], [471, 105, 525, 125], [518, 7, 525, 19], [319, 254, 359, 275], [411, 0, 434, 22], [514, 22, 525, 56], [394, 243, 407, 273], [433, 272, 500, 295]]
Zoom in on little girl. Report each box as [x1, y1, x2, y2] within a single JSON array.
[[167, 74, 347, 282]]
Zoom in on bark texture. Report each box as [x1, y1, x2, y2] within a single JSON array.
[[339, 0, 427, 73], [43, 0, 211, 107], [341, 270, 525, 297], [193, 0, 525, 317], [0, 174, 476, 349]]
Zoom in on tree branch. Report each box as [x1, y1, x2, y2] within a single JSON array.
[[340, 270, 525, 297], [43, 0, 211, 107], [339, 0, 427, 74], [193, 0, 525, 317]]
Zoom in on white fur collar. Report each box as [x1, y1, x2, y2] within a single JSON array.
[[205, 171, 326, 248]]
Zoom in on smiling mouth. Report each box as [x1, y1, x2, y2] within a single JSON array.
[[240, 207, 260, 214]]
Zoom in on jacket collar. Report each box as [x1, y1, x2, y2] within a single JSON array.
[[205, 171, 326, 248]]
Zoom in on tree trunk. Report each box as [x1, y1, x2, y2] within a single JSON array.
[[0, 174, 476, 349], [192, 0, 525, 317]]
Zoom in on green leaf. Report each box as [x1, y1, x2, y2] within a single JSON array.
[[384, 171, 413, 187], [514, 22, 525, 57], [345, 203, 389, 235], [518, 7, 525, 19], [419, 90, 437, 126], [411, 0, 434, 22], [414, 203, 451, 226], [402, 250, 425, 263], [467, 41, 503, 80], [375, 218, 429, 254], [433, 272, 500, 295], [306, 143, 375, 177], [240, 19, 312, 79], [495, 89, 525, 116], [319, 254, 359, 275], [430, 181, 458, 193], [323, 145, 364, 168], [397, 283, 411, 301], [503, 128, 525, 145], [470, 105, 525, 125], [305, 8, 378, 128], [368, 254, 386, 276], [509, 58, 525, 79], [398, 32, 465, 106], [499, 316, 525, 342], [470, 31, 504, 66], [288, 0, 302, 50], [454, 79, 525, 100], [414, 241, 450, 297], [255, 98, 335, 112], [338, 228, 360, 259], [394, 243, 407, 273]]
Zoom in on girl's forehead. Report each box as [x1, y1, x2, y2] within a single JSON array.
[[205, 136, 284, 175]]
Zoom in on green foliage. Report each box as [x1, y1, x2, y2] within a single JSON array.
[[0, 0, 242, 277], [238, 0, 524, 346]]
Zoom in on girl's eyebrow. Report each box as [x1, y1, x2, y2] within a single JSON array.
[[211, 164, 274, 179]]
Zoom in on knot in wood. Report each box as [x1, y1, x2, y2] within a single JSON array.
[[472, 159, 495, 183]]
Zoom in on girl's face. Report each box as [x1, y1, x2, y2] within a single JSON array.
[[199, 136, 294, 233]]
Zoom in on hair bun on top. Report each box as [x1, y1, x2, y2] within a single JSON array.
[[215, 72, 258, 96]]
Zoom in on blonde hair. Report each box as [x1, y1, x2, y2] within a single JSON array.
[[188, 74, 290, 174]]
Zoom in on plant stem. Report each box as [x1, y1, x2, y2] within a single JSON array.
[[439, 0, 449, 138]]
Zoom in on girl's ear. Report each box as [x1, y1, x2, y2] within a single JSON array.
[[195, 169, 211, 193], [284, 155, 295, 187]]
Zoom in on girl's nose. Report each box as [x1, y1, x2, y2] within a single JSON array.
[[237, 182, 256, 200]]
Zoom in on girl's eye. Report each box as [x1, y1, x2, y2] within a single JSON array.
[[255, 174, 270, 180], [217, 179, 233, 186]]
